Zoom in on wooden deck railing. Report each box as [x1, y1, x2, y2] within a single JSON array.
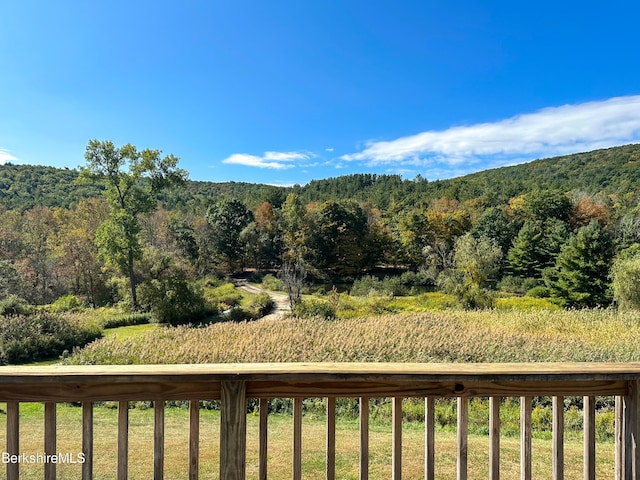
[[1, 362, 640, 479]]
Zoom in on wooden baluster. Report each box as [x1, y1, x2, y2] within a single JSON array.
[[615, 396, 623, 480], [520, 396, 532, 480], [293, 398, 303, 480], [552, 396, 564, 480], [360, 397, 369, 480], [489, 397, 500, 480], [44, 402, 56, 480], [118, 401, 129, 480], [425, 397, 435, 480], [6, 402, 19, 480], [326, 397, 336, 480], [624, 380, 640, 479], [457, 397, 468, 480], [82, 402, 93, 480], [220, 381, 247, 480], [259, 398, 268, 480], [189, 400, 199, 480], [393, 397, 403, 480], [154, 400, 164, 480], [584, 396, 595, 480]]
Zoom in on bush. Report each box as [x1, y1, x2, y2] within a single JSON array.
[[205, 283, 242, 309], [0, 295, 34, 317], [351, 276, 406, 297], [498, 276, 540, 295], [292, 298, 336, 320], [399, 270, 434, 287], [526, 286, 551, 298], [0, 313, 102, 364], [100, 313, 152, 329], [261, 274, 285, 291], [49, 295, 83, 313], [245, 293, 275, 318]]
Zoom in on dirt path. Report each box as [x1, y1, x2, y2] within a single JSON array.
[[234, 280, 291, 320]]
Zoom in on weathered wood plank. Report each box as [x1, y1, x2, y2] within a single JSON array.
[[360, 397, 369, 480], [520, 396, 532, 480], [584, 396, 595, 480], [259, 398, 268, 480], [393, 397, 402, 480], [293, 397, 302, 480], [326, 397, 336, 480], [118, 401, 128, 480], [624, 380, 640, 479], [457, 397, 468, 480], [82, 401, 93, 480], [220, 381, 246, 480], [154, 400, 164, 480], [616, 395, 623, 480], [425, 397, 435, 480], [553, 396, 564, 480], [489, 396, 500, 480], [44, 402, 56, 480], [189, 400, 199, 480], [6, 401, 19, 480]]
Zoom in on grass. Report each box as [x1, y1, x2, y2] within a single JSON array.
[[102, 323, 159, 340], [0, 402, 617, 479]]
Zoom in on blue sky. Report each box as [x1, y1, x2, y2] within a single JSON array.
[[1, 1, 640, 186]]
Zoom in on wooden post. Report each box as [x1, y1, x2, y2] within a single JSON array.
[[553, 396, 564, 480], [154, 400, 164, 480], [425, 397, 435, 480], [326, 397, 336, 480], [360, 397, 369, 480], [520, 396, 532, 480], [118, 401, 128, 480], [82, 402, 93, 480], [189, 400, 199, 480], [293, 397, 303, 480], [624, 380, 640, 479], [489, 397, 500, 480], [393, 397, 403, 480], [259, 398, 268, 480], [583, 396, 595, 480], [616, 396, 623, 480], [6, 402, 19, 480], [220, 381, 247, 480], [457, 397, 468, 480], [44, 402, 56, 480]]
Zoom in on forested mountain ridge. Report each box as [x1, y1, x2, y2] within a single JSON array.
[[1, 143, 639, 212]]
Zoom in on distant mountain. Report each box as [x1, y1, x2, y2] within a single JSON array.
[[1, 144, 639, 211]]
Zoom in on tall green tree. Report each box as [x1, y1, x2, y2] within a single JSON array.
[[205, 199, 253, 273], [82, 140, 186, 309], [544, 220, 614, 308]]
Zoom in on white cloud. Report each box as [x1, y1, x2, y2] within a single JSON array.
[[0, 149, 18, 165], [325, 147, 334, 152], [221, 151, 311, 170], [341, 95, 640, 168]]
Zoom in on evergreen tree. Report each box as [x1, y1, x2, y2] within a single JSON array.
[[544, 220, 614, 308]]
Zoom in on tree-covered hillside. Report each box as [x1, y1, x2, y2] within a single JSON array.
[[2, 144, 639, 211]]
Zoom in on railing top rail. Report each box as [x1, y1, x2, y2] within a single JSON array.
[[3, 362, 640, 381]]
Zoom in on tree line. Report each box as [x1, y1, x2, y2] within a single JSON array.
[[2, 141, 640, 315]]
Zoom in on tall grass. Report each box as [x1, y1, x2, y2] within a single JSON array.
[[66, 309, 640, 365]]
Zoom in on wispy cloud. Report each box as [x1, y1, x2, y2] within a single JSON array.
[[0, 149, 18, 165], [341, 95, 640, 171], [222, 151, 311, 169]]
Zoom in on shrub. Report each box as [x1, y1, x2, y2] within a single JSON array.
[[49, 295, 83, 313], [261, 274, 285, 291], [245, 293, 275, 318], [526, 286, 551, 298], [0, 295, 34, 317], [0, 313, 101, 364], [498, 276, 540, 295], [351, 276, 406, 297], [205, 283, 242, 309], [292, 298, 336, 320], [100, 313, 151, 329]]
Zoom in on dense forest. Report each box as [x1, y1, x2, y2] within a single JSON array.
[[2, 143, 640, 317]]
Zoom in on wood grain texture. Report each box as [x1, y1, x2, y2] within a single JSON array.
[[44, 402, 56, 480], [220, 381, 246, 480], [425, 397, 435, 480], [82, 402, 93, 480], [154, 401, 164, 480], [553, 396, 564, 480], [457, 397, 468, 480], [520, 396, 532, 480], [616, 396, 623, 480], [326, 397, 336, 480], [489, 396, 500, 480], [584, 396, 595, 480], [259, 398, 268, 480], [6, 401, 19, 480], [293, 397, 302, 480], [360, 397, 369, 480]]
